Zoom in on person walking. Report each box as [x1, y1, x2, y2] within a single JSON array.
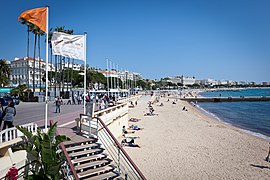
[[2, 102, 16, 130], [67, 96, 72, 105], [55, 97, 62, 113]]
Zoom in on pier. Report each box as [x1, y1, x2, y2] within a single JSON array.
[[180, 96, 270, 102]]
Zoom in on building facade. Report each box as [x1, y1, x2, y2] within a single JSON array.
[[9, 57, 55, 90]]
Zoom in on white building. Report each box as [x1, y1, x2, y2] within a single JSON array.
[[227, 80, 237, 86], [218, 80, 228, 86], [167, 76, 181, 84], [99, 70, 142, 89], [181, 76, 196, 86], [63, 62, 82, 71], [200, 79, 219, 86], [9, 57, 55, 89], [163, 76, 196, 86], [262, 82, 270, 86]]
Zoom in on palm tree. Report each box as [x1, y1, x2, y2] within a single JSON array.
[[0, 59, 11, 87], [62, 57, 65, 92], [64, 29, 73, 92], [48, 28, 54, 92], [54, 26, 65, 94], [32, 32, 37, 92], [28, 24, 41, 92], [19, 18, 32, 89], [71, 58, 74, 88], [36, 29, 45, 92], [52, 27, 74, 95], [11, 84, 27, 100], [29, 24, 46, 93]]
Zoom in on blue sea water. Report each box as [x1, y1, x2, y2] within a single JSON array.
[[198, 88, 270, 139]]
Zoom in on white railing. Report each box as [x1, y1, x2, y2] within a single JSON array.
[[93, 103, 128, 125], [78, 102, 129, 137], [0, 123, 38, 144], [117, 95, 140, 104]]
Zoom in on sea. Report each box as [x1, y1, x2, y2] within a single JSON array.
[[197, 88, 270, 140]]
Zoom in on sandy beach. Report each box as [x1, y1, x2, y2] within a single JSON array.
[[122, 95, 270, 179]]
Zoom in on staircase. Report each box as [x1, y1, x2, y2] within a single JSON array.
[[64, 137, 120, 179]]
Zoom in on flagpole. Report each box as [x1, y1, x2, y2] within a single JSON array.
[[45, 6, 49, 132], [113, 63, 116, 89], [106, 59, 109, 97], [83, 32, 87, 115], [116, 64, 119, 89], [110, 61, 112, 91]]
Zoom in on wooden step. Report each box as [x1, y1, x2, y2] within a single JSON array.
[[78, 165, 114, 179], [64, 138, 97, 147], [85, 171, 119, 180], [69, 148, 104, 158], [72, 154, 107, 165], [66, 143, 100, 152], [75, 159, 112, 171]]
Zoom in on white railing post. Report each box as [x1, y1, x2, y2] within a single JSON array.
[[0, 123, 38, 144]]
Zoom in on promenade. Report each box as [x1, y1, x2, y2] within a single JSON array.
[[124, 95, 270, 179], [13, 101, 84, 127]]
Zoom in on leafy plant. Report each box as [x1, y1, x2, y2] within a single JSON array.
[[16, 122, 70, 179], [11, 84, 30, 100]]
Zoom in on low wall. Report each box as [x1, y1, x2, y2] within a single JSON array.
[[93, 102, 129, 138], [80, 96, 141, 138]]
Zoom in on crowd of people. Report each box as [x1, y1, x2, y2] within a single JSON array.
[[54, 92, 121, 115]]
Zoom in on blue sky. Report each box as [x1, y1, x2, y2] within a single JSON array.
[[1, 0, 270, 83]]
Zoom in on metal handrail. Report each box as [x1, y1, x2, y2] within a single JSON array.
[[92, 116, 147, 180], [50, 120, 79, 180]]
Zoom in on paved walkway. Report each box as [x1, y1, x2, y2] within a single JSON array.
[[14, 101, 84, 126]]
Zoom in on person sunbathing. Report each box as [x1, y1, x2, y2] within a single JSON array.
[[129, 125, 143, 130], [129, 101, 135, 108], [121, 137, 140, 148], [122, 126, 135, 136], [182, 106, 188, 111], [144, 106, 157, 116], [149, 106, 155, 114], [129, 118, 141, 122]]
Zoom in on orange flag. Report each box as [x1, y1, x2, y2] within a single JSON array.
[[18, 7, 47, 33]]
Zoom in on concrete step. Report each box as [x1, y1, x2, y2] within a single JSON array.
[[78, 165, 114, 179], [69, 148, 104, 158], [66, 143, 100, 152], [72, 154, 107, 165], [75, 159, 112, 171], [85, 171, 119, 180], [64, 137, 98, 147]]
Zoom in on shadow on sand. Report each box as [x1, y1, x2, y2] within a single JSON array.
[[250, 164, 270, 169]]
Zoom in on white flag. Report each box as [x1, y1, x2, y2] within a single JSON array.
[[51, 32, 85, 61]]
